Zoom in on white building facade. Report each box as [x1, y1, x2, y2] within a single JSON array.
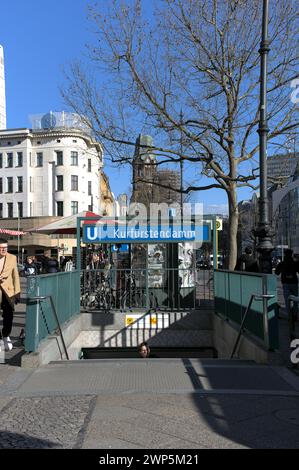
[[0, 114, 103, 219]]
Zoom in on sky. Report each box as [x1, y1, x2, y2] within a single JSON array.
[[0, 0, 266, 215]]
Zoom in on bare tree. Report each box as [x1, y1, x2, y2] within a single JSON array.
[[62, 0, 298, 269]]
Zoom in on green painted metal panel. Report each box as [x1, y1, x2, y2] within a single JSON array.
[[25, 271, 81, 353], [214, 270, 279, 350]]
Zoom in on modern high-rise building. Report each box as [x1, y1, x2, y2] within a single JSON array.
[[267, 152, 299, 186], [0, 45, 7, 130]]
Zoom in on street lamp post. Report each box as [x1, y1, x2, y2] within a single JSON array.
[[180, 110, 184, 228], [255, 0, 273, 273]]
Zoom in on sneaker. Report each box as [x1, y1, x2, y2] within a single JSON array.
[[3, 337, 13, 352]]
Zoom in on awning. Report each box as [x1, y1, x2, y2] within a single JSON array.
[[0, 228, 26, 236], [27, 211, 101, 234]]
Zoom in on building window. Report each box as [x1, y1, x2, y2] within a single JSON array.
[[29, 177, 33, 192], [7, 153, 13, 168], [18, 202, 23, 218], [71, 201, 78, 215], [7, 177, 13, 193], [17, 176, 23, 192], [36, 152, 43, 167], [0, 178, 2, 194], [30, 202, 33, 217], [57, 201, 64, 216], [56, 151, 63, 166], [0, 203, 2, 218], [88, 159, 91, 172], [88, 181, 92, 196], [71, 175, 78, 191], [57, 175, 64, 191], [0, 153, 2, 168], [29, 152, 32, 166], [17, 152, 23, 167], [7, 203, 13, 218], [71, 151, 78, 166]]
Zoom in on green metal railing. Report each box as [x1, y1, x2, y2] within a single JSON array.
[[214, 269, 279, 350], [25, 270, 80, 352]]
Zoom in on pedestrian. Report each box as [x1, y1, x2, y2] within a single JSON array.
[[138, 341, 150, 358], [0, 238, 21, 352], [23, 256, 38, 276], [235, 246, 260, 272], [42, 250, 59, 273], [275, 249, 299, 319], [64, 257, 74, 272], [87, 253, 101, 270], [31, 256, 42, 274]]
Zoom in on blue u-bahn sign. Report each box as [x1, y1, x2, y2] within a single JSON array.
[[83, 223, 210, 244]]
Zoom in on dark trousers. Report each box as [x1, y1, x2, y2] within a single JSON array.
[[1, 292, 14, 338]]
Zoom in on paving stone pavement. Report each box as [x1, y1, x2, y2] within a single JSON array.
[[0, 395, 96, 449]]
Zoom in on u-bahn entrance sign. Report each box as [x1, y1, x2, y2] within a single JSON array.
[[83, 222, 210, 244], [76, 214, 217, 271]]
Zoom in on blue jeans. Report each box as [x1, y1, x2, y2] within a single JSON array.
[[282, 284, 298, 315]]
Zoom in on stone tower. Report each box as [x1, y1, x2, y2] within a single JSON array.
[[131, 134, 157, 208]]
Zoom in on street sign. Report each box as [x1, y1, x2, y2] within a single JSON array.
[[111, 244, 129, 252], [83, 223, 210, 244], [125, 313, 169, 329], [216, 218, 223, 231]]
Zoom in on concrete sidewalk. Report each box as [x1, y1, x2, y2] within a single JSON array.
[[0, 358, 299, 449]]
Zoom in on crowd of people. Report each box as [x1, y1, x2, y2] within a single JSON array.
[[236, 246, 299, 317], [21, 252, 74, 276]]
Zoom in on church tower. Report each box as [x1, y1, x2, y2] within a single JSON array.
[[131, 134, 157, 207]]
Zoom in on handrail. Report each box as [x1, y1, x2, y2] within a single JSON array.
[[288, 295, 299, 340], [215, 268, 269, 277], [230, 293, 275, 359], [28, 295, 69, 360]]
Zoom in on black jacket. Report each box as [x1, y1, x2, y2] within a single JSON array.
[[43, 257, 59, 273], [275, 258, 299, 284], [235, 254, 260, 273]]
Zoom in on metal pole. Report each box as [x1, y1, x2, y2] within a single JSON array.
[[255, 0, 273, 273], [76, 217, 82, 272], [230, 294, 255, 359], [213, 216, 217, 270], [49, 296, 69, 360], [180, 110, 184, 229]]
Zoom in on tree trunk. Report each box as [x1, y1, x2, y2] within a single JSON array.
[[227, 186, 239, 270]]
